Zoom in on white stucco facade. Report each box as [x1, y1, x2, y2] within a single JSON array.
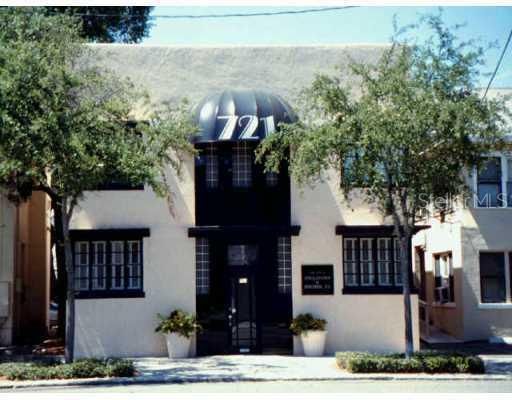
[[412, 99, 512, 343], [72, 44, 419, 358]]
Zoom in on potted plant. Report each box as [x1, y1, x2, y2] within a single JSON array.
[[290, 313, 327, 356], [155, 309, 202, 358]]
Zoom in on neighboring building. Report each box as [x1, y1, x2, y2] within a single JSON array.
[[70, 44, 420, 358], [0, 192, 51, 346], [413, 88, 512, 344]]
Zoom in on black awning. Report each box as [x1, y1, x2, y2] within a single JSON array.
[[193, 89, 297, 143], [70, 228, 150, 240], [335, 225, 430, 237], [188, 225, 301, 238]]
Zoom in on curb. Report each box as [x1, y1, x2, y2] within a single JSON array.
[[1, 373, 512, 390]]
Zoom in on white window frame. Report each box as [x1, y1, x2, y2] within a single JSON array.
[[91, 241, 107, 290], [111, 240, 125, 290], [377, 238, 392, 286], [359, 238, 375, 286], [478, 250, 512, 307], [74, 241, 89, 291], [473, 153, 512, 208], [343, 238, 358, 286], [433, 252, 454, 306], [127, 240, 142, 290]]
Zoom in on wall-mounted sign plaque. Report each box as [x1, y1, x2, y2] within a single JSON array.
[[301, 265, 334, 295]]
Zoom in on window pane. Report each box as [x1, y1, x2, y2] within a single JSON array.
[[507, 182, 512, 208], [360, 239, 375, 286], [127, 240, 142, 289], [477, 184, 501, 207], [266, 172, 279, 187], [205, 145, 219, 189], [394, 238, 402, 285], [74, 242, 89, 291], [232, 142, 252, 188], [92, 241, 106, 290], [277, 237, 292, 294], [227, 244, 258, 266], [479, 158, 501, 181], [196, 238, 210, 295], [377, 238, 392, 285], [343, 238, 358, 286], [480, 253, 506, 303], [111, 241, 125, 290]]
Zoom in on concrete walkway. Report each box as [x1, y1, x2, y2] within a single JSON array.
[[1, 355, 512, 390]]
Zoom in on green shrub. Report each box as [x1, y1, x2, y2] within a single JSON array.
[[335, 351, 485, 374], [0, 358, 136, 380], [155, 309, 202, 338], [107, 359, 136, 377], [289, 313, 327, 336]]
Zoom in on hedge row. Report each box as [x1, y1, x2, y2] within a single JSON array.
[[0, 358, 135, 380], [336, 351, 485, 374]]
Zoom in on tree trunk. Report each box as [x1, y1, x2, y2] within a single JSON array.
[[400, 232, 414, 358], [61, 199, 75, 363]]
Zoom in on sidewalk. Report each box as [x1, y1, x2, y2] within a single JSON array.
[[1, 355, 512, 390]]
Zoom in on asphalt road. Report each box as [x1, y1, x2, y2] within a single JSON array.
[[7, 379, 512, 393]]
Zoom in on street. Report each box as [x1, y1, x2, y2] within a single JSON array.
[[7, 379, 512, 393]]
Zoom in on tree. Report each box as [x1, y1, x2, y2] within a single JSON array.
[[0, 9, 195, 362], [256, 12, 510, 357], [44, 6, 154, 43]]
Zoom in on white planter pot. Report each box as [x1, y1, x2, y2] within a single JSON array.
[[300, 330, 327, 356], [164, 333, 192, 358]]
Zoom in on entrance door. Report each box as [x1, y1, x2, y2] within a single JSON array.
[[227, 244, 259, 353]]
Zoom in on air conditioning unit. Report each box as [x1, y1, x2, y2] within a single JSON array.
[[435, 287, 450, 304]]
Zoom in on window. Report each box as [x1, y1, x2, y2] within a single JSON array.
[[343, 236, 404, 292], [434, 253, 454, 303], [480, 253, 506, 303], [277, 237, 292, 294], [266, 172, 279, 187], [507, 159, 512, 208], [72, 230, 147, 298], [377, 238, 393, 286], [196, 238, 210, 295], [227, 244, 258, 266], [477, 157, 502, 207], [205, 145, 219, 189], [74, 242, 89, 291], [91, 241, 106, 290], [232, 142, 253, 188]]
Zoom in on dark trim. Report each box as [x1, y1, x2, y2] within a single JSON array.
[[90, 184, 145, 191], [75, 290, 145, 299], [188, 225, 301, 238], [510, 253, 512, 299], [70, 228, 150, 241], [335, 225, 430, 236], [342, 286, 419, 295]]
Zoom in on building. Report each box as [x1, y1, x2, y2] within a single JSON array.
[[0, 192, 51, 346], [413, 88, 512, 344], [71, 44, 420, 358]]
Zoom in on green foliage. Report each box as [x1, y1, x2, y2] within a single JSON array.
[[0, 8, 196, 362], [0, 359, 136, 380], [43, 6, 154, 43], [289, 313, 327, 336], [155, 309, 202, 338], [0, 8, 196, 205], [335, 351, 485, 374], [257, 11, 510, 223]]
